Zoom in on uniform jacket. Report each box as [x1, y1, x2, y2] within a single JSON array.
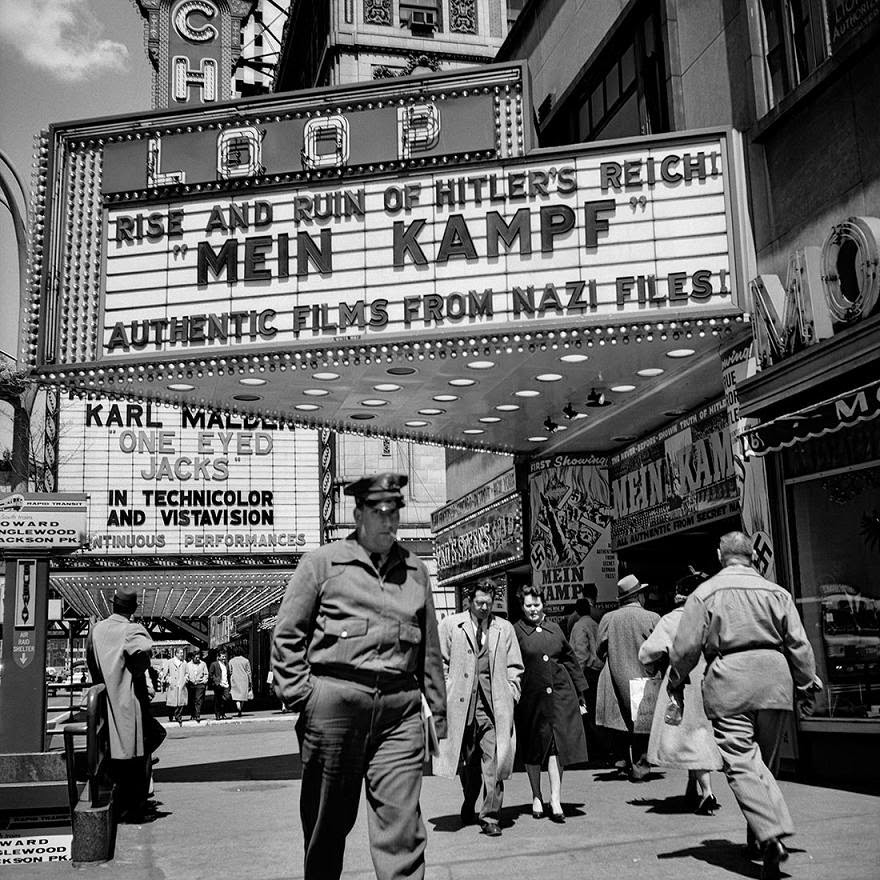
[[162, 657, 188, 707], [514, 617, 589, 766], [209, 659, 230, 688], [669, 564, 816, 718], [595, 602, 660, 732], [639, 607, 722, 770], [86, 613, 154, 759], [433, 612, 523, 779], [186, 659, 208, 685], [271, 534, 447, 735]]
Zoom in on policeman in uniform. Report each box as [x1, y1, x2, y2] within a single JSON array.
[[272, 472, 447, 880]]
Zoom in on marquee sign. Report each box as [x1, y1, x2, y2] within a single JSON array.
[[55, 396, 320, 555]]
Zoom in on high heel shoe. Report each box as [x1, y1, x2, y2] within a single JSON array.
[[531, 800, 545, 819], [548, 806, 565, 823], [695, 794, 720, 815]]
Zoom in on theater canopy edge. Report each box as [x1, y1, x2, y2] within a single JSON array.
[[25, 63, 750, 455]]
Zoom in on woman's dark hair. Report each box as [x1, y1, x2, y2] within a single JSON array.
[[674, 567, 708, 600], [517, 584, 545, 604]]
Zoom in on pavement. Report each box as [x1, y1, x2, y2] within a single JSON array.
[[9, 709, 880, 879]]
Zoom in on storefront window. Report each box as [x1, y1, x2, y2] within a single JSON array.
[[786, 461, 880, 720]]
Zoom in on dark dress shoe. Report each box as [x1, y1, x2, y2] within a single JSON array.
[[761, 838, 789, 880], [549, 810, 566, 824], [695, 794, 720, 815], [480, 822, 502, 837]]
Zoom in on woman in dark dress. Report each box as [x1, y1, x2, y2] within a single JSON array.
[[514, 585, 589, 822]]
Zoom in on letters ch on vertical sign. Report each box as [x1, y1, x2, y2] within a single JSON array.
[[14, 558, 37, 629]]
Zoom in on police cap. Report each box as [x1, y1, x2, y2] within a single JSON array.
[[344, 472, 407, 509]]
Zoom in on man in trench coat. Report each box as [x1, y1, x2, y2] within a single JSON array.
[[434, 583, 523, 837], [86, 585, 165, 821]]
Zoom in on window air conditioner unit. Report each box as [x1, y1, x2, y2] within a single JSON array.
[[410, 9, 437, 32]]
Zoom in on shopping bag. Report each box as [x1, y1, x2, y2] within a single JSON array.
[[629, 676, 662, 731]]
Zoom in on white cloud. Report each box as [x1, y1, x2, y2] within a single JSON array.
[[0, 0, 130, 82]]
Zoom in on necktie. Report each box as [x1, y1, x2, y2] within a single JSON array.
[[476, 624, 483, 651]]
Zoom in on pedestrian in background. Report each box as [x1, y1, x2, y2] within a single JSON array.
[[209, 649, 231, 720], [669, 531, 821, 880], [514, 585, 588, 822], [435, 582, 523, 838], [272, 472, 447, 880], [186, 649, 208, 723], [85, 585, 166, 822], [229, 646, 253, 717], [569, 584, 606, 760], [162, 646, 188, 726], [638, 569, 722, 813], [595, 575, 660, 781]]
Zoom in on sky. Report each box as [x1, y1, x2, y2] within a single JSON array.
[[0, 0, 152, 364]]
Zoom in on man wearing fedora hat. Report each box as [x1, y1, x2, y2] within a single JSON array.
[[595, 574, 660, 780], [86, 584, 165, 822], [272, 472, 447, 880]]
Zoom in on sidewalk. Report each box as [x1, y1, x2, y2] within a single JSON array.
[[13, 713, 880, 879]]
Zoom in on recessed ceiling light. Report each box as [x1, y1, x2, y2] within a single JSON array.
[[467, 360, 495, 370], [167, 383, 194, 391], [479, 416, 501, 423], [496, 404, 520, 412], [373, 383, 402, 392], [303, 388, 329, 397], [295, 403, 320, 411], [666, 348, 696, 358], [419, 408, 444, 415], [387, 366, 416, 375], [528, 436, 548, 442], [233, 394, 261, 402], [405, 420, 429, 427], [463, 428, 485, 435], [312, 372, 340, 381], [433, 394, 458, 402], [360, 399, 388, 407], [637, 367, 665, 377], [239, 377, 267, 386], [535, 373, 563, 382], [515, 390, 540, 397], [610, 384, 636, 392], [350, 413, 375, 420], [612, 435, 637, 442], [559, 354, 589, 363], [449, 378, 476, 387]]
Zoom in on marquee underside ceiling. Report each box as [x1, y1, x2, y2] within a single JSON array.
[[42, 310, 745, 455], [51, 569, 292, 620]]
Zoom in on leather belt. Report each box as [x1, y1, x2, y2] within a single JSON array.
[[311, 664, 418, 693], [709, 643, 782, 664]]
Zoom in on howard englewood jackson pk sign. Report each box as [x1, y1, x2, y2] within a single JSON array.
[[101, 136, 739, 356], [0, 494, 88, 551]]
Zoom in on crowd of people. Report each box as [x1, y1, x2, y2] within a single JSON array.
[[87, 470, 821, 880]]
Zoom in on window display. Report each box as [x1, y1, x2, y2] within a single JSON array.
[[786, 462, 880, 720]]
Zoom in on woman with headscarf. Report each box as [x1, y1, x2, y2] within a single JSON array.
[[638, 568, 723, 814], [513, 585, 589, 823]]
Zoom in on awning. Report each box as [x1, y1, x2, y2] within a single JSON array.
[[743, 378, 880, 456], [51, 568, 295, 620]]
